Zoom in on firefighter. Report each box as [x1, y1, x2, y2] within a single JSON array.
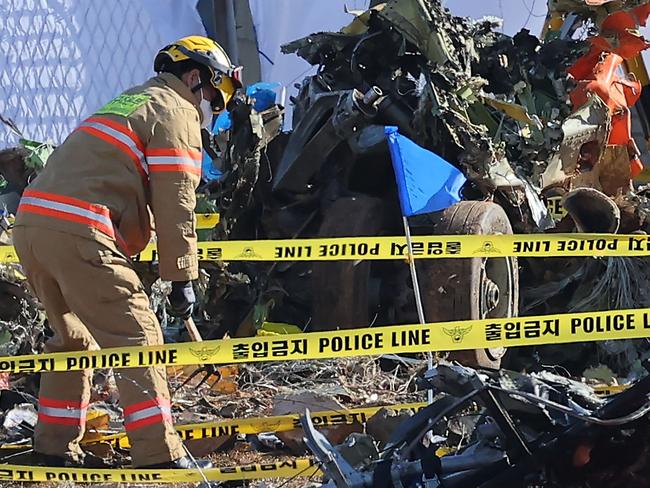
[[13, 36, 241, 468]]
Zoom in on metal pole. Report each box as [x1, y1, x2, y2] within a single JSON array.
[[183, 316, 204, 343], [224, 0, 239, 64], [402, 216, 434, 404], [211, 0, 219, 42]]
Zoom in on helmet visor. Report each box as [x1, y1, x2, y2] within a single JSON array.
[[230, 66, 243, 87]]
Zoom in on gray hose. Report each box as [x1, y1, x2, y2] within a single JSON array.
[[490, 386, 650, 426]]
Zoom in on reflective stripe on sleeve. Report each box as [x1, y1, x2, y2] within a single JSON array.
[[78, 116, 149, 178], [145, 148, 202, 175], [19, 190, 115, 238], [17, 190, 130, 253]]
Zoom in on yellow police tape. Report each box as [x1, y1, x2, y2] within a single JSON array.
[[0, 402, 426, 451], [1, 233, 650, 264], [107, 402, 425, 449], [0, 459, 318, 483], [2, 384, 626, 450], [58, 233, 650, 262], [87, 385, 633, 448], [80, 386, 629, 448], [0, 387, 630, 481], [6, 381, 625, 452], [0, 308, 648, 374]]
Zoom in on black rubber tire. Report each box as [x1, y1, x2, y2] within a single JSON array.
[[419, 201, 519, 369], [311, 196, 391, 330]]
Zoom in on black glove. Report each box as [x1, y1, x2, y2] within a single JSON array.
[[168, 281, 195, 318]]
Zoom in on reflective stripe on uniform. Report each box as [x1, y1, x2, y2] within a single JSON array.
[[145, 148, 202, 175], [19, 190, 115, 237], [78, 116, 149, 179], [38, 397, 88, 426], [123, 398, 172, 431], [17, 190, 129, 252]]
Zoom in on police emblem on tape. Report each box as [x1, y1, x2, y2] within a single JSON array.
[[474, 241, 500, 254], [257, 420, 283, 432], [238, 247, 261, 259], [189, 346, 220, 361], [443, 325, 472, 343]]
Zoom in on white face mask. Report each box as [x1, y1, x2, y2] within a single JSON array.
[[199, 86, 213, 129]]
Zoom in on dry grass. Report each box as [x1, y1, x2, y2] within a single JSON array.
[[0, 356, 424, 488]]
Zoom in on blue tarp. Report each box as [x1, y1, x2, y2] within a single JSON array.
[[201, 118, 224, 183], [385, 126, 466, 217]]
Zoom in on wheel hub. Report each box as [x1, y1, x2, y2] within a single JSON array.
[[483, 277, 500, 313]]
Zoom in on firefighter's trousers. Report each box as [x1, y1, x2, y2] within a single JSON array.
[[13, 226, 185, 466]]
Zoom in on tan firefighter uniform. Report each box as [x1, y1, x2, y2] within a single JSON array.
[[13, 72, 203, 466]]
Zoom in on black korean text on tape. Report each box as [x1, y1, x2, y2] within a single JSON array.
[[2, 233, 650, 263], [0, 308, 648, 374]]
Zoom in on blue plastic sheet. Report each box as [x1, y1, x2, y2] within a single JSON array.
[[201, 117, 225, 183], [214, 111, 232, 133], [385, 126, 466, 217], [246, 82, 280, 112]]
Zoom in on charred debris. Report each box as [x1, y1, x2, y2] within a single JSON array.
[[0, 0, 650, 485], [304, 361, 650, 488], [201, 0, 650, 377]]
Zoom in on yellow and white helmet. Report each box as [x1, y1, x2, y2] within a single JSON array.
[[154, 35, 243, 110]]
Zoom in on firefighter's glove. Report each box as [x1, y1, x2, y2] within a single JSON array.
[[168, 281, 195, 319]]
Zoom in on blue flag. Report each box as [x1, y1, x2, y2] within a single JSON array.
[[385, 126, 466, 217]]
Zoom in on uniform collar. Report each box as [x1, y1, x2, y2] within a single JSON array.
[[158, 72, 202, 115]]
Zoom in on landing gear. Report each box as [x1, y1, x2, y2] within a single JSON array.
[[420, 201, 519, 368]]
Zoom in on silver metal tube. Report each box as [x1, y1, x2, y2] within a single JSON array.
[[491, 385, 650, 426], [440, 448, 506, 474], [402, 216, 433, 404], [224, 0, 239, 64], [362, 86, 383, 106]]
